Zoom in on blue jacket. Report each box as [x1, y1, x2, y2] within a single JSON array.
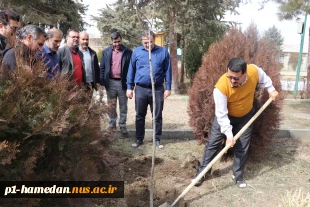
[[100, 45, 132, 90], [37, 44, 60, 78], [126, 45, 172, 90]]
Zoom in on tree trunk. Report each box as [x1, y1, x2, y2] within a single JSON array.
[[169, 8, 178, 93], [307, 27, 310, 98], [180, 33, 185, 84]]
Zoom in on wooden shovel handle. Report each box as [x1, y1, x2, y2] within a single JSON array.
[[170, 97, 273, 207]]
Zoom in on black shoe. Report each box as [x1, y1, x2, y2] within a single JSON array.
[[192, 169, 211, 187], [132, 140, 143, 148], [120, 127, 128, 134], [192, 171, 207, 187], [155, 141, 164, 149]]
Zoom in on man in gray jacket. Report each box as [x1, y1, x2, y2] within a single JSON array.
[[57, 29, 85, 85], [100, 32, 132, 134]]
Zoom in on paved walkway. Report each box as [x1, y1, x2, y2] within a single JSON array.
[[93, 91, 310, 139]]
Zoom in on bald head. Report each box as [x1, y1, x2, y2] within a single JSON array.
[[79, 31, 89, 51]]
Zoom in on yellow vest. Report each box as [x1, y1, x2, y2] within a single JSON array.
[[215, 64, 259, 117]]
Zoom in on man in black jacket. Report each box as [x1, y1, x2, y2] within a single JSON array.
[[0, 10, 20, 62], [79, 31, 100, 90], [100, 32, 132, 134], [2, 25, 46, 71]]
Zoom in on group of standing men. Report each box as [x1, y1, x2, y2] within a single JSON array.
[[0, 10, 172, 149], [100, 30, 172, 149], [0, 10, 281, 189]]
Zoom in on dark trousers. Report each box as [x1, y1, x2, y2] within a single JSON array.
[[198, 108, 255, 181], [135, 85, 164, 142]]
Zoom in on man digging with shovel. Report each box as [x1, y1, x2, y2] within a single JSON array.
[[193, 57, 279, 188]]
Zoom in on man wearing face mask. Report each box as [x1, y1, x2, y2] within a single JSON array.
[[100, 32, 132, 135], [79, 31, 100, 90], [37, 28, 63, 78], [126, 30, 172, 149], [2, 25, 46, 71], [57, 29, 85, 85], [192, 57, 279, 188]]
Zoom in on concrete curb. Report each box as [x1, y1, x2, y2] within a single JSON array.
[[114, 129, 310, 139]]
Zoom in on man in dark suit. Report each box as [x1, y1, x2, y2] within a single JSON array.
[[100, 32, 132, 134]]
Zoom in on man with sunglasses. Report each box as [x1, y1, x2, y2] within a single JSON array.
[[0, 10, 20, 62], [193, 57, 278, 188]]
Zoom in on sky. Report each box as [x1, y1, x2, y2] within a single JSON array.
[[84, 0, 309, 47]]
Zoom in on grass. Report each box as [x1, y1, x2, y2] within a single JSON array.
[[186, 137, 310, 207], [281, 188, 310, 207]]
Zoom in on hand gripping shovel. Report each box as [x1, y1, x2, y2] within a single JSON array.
[[159, 97, 273, 207]]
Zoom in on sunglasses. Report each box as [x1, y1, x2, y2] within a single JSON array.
[[226, 73, 243, 81]]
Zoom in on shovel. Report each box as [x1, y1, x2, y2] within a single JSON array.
[[159, 97, 273, 207]]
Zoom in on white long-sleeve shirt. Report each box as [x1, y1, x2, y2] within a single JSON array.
[[213, 65, 275, 138]]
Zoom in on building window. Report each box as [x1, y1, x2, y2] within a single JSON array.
[[94, 41, 101, 48], [280, 54, 284, 64]]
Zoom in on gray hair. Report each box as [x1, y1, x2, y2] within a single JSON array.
[[141, 30, 155, 39], [79, 31, 89, 37], [16, 25, 46, 40], [46, 28, 63, 40]]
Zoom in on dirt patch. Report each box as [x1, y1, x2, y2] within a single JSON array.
[[94, 94, 310, 206], [96, 137, 310, 207], [280, 101, 310, 129]]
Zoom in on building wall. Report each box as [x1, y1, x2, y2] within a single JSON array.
[[88, 37, 105, 54], [280, 52, 307, 80]]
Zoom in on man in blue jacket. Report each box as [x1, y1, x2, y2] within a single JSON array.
[[37, 28, 62, 78], [126, 30, 172, 148], [100, 32, 132, 134]]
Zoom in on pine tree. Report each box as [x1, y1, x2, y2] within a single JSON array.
[[1, 0, 88, 33], [263, 25, 284, 51]]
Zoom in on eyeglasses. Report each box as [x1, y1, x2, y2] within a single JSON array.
[[69, 36, 79, 39], [226, 73, 243, 81], [8, 25, 19, 31]]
